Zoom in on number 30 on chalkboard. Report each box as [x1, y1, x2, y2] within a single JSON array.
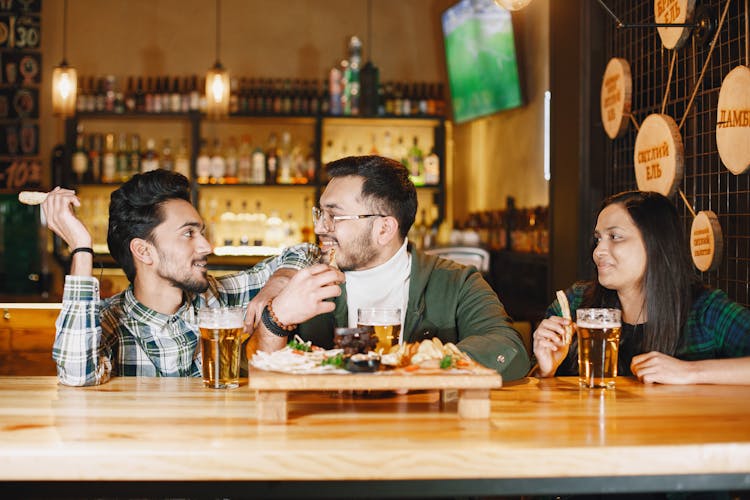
[[0, 15, 40, 49]]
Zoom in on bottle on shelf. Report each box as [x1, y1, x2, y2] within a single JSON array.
[[407, 136, 424, 186], [251, 138, 267, 185], [115, 133, 130, 182], [141, 138, 159, 173], [223, 137, 239, 184], [101, 133, 117, 183], [128, 133, 141, 178], [276, 131, 293, 184], [236, 201, 251, 245], [264, 210, 285, 248], [196, 138, 211, 184], [250, 201, 267, 246], [88, 133, 103, 183], [300, 196, 314, 244], [72, 124, 88, 184], [174, 138, 191, 179], [218, 200, 237, 246], [237, 134, 252, 184], [209, 138, 226, 184], [265, 132, 279, 185], [424, 146, 440, 185], [161, 138, 174, 172]]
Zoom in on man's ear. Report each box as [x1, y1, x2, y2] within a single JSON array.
[[375, 216, 400, 246], [130, 238, 154, 265]]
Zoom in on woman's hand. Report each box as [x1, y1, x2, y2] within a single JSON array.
[[631, 351, 694, 384], [532, 316, 572, 377]]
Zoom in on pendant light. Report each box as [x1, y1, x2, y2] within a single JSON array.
[[205, 0, 230, 118], [494, 0, 533, 11], [52, 0, 77, 117]]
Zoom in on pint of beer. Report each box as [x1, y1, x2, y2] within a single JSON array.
[[357, 307, 402, 353], [198, 306, 245, 389], [576, 308, 621, 389]]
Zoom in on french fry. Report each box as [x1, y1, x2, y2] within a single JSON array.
[[556, 289, 573, 344]]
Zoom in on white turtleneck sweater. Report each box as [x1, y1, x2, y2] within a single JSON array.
[[345, 239, 411, 342]]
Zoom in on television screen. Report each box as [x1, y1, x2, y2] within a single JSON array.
[[441, 0, 523, 123]]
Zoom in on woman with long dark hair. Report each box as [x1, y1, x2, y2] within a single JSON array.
[[533, 191, 750, 384]]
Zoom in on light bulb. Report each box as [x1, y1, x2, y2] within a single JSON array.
[[59, 73, 71, 98], [211, 74, 224, 102], [494, 0, 533, 11]]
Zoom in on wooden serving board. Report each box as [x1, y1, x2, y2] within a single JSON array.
[[247, 367, 502, 423]]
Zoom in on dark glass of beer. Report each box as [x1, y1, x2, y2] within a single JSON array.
[[356, 307, 402, 353], [576, 308, 621, 389]]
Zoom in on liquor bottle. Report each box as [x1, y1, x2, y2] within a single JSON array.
[[101, 133, 117, 183], [283, 212, 301, 247], [135, 77, 145, 112], [346, 36, 362, 116], [236, 200, 251, 245], [160, 76, 171, 112], [300, 196, 314, 244], [170, 77, 181, 113], [407, 136, 424, 186], [329, 65, 343, 116], [189, 75, 201, 111], [265, 132, 278, 185], [394, 135, 408, 166], [124, 76, 136, 112], [304, 141, 316, 183], [424, 146, 440, 185], [229, 77, 239, 114], [250, 201, 267, 246], [251, 140, 267, 185], [174, 138, 191, 179], [223, 136, 239, 184], [196, 138, 211, 184], [128, 134, 141, 178], [381, 131, 394, 160], [218, 200, 236, 246], [104, 75, 116, 112], [264, 210, 285, 248], [276, 131, 293, 184], [76, 75, 87, 113], [71, 124, 88, 184], [180, 76, 191, 112], [209, 138, 226, 183], [153, 77, 163, 113], [88, 133, 103, 183], [141, 138, 159, 173], [115, 132, 129, 182], [237, 134, 252, 183], [161, 138, 174, 172], [145, 76, 154, 112]]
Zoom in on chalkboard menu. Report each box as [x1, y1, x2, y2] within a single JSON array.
[[0, 0, 42, 191]]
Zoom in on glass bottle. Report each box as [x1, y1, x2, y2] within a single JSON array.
[[141, 138, 159, 173], [209, 138, 226, 184], [71, 124, 88, 184], [196, 138, 211, 184], [115, 132, 129, 182], [161, 138, 174, 172], [174, 138, 191, 179], [101, 133, 117, 183]]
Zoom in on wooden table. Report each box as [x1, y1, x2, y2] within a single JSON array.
[[1, 376, 749, 498]]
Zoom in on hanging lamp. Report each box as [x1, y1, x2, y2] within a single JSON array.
[[52, 0, 77, 117], [205, 0, 230, 118]]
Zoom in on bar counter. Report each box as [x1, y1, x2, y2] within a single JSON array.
[[2, 376, 749, 497]]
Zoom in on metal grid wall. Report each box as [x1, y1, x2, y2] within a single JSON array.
[[603, 0, 750, 306]]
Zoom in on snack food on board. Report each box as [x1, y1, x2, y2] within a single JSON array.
[[556, 289, 573, 344], [18, 191, 48, 205]]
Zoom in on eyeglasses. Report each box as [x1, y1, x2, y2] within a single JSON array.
[[311, 206, 387, 231]]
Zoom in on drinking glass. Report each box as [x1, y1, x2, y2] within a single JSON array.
[[357, 307, 402, 353], [198, 306, 245, 389], [576, 308, 621, 389]]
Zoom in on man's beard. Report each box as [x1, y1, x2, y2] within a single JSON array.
[[156, 250, 210, 294], [337, 229, 379, 272]]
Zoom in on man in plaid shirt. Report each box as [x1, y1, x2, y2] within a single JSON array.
[[42, 170, 343, 386]]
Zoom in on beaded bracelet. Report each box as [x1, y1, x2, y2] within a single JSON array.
[[261, 299, 298, 338]]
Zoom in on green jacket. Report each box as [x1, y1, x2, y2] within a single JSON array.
[[297, 248, 530, 381]]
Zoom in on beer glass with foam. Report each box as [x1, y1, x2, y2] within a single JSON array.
[[198, 306, 245, 389], [576, 308, 621, 389], [357, 307, 402, 353]]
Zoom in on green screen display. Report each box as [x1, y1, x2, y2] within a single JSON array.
[[442, 0, 523, 123]]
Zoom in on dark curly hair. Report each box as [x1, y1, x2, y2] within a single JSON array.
[[107, 169, 191, 283], [325, 155, 417, 239]]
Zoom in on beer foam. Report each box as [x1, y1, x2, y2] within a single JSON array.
[[576, 320, 621, 329], [198, 308, 244, 329]]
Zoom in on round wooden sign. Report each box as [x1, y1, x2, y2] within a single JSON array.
[[690, 210, 723, 272], [600, 58, 632, 139], [655, 0, 695, 50], [716, 65, 750, 175], [633, 113, 684, 196]]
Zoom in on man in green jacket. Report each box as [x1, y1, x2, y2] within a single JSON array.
[[260, 155, 529, 380]]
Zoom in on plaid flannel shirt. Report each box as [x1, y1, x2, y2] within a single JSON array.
[[53, 243, 319, 386], [548, 282, 750, 376]]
